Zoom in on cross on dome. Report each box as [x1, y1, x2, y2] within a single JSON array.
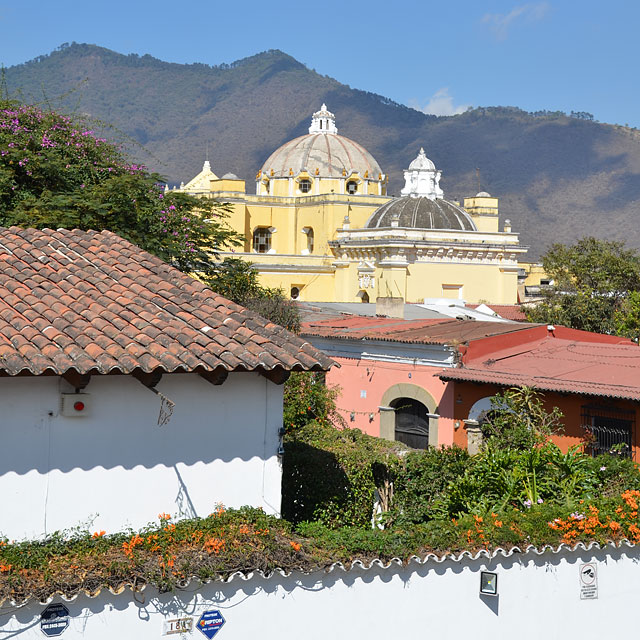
[[309, 104, 338, 134]]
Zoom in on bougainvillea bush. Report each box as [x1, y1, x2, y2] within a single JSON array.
[[0, 99, 240, 274]]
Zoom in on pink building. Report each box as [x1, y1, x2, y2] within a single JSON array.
[[301, 316, 547, 448]]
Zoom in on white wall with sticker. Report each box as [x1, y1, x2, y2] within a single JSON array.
[[1, 543, 637, 639]]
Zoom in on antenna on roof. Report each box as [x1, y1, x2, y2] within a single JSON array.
[[206, 141, 209, 162], [475, 167, 481, 194]]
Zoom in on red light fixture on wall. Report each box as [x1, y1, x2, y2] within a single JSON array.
[[60, 394, 91, 417]]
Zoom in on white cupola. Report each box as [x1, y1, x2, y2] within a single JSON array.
[[309, 104, 338, 134], [400, 148, 444, 200]]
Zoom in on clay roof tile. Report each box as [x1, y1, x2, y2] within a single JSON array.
[[0, 228, 333, 377]]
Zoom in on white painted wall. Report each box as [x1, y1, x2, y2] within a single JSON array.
[[1, 544, 636, 638], [0, 373, 283, 540]]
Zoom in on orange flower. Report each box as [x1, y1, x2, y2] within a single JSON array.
[[209, 503, 226, 518], [92, 530, 106, 538], [0, 564, 12, 573], [290, 541, 301, 552], [622, 490, 640, 510], [158, 513, 172, 521], [609, 521, 621, 533], [628, 523, 640, 542], [204, 537, 225, 554], [238, 525, 250, 535], [122, 534, 144, 558]]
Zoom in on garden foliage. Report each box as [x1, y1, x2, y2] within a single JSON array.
[[206, 258, 300, 332], [282, 372, 346, 433], [282, 421, 404, 528], [0, 99, 241, 275], [283, 386, 640, 530]]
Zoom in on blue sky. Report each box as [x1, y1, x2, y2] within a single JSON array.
[[1, 0, 638, 127]]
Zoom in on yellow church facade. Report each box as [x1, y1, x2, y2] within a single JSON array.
[[178, 105, 527, 304]]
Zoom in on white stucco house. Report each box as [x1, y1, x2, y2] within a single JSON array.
[[0, 227, 333, 540]]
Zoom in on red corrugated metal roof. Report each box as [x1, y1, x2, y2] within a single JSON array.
[[301, 316, 543, 345], [440, 336, 640, 401]]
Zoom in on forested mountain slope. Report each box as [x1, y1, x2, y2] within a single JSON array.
[[6, 43, 640, 257]]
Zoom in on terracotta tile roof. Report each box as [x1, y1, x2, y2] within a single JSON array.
[[0, 227, 333, 377], [301, 316, 542, 345], [440, 336, 640, 401], [466, 304, 528, 321]]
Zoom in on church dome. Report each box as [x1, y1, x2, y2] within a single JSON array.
[[407, 147, 436, 171], [259, 104, 383, 179], [365, 197, 477, 231]]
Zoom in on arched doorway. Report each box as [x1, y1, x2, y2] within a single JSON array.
[[379, 383, 438, 448], [468, 396, 495, 423], [390, 397, 430, 449]]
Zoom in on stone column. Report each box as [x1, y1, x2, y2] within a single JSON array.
[[464, 419, 484, 455]]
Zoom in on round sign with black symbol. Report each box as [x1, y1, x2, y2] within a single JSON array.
[[580, 563, 597, 586], [40, 604, 70, 637]]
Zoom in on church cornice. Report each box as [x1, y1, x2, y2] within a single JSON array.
[[328, 242, 527, 266], [211, 193, 391, 207], [332, 228, 525, 251]]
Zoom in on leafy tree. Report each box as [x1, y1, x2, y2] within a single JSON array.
[[527, 237, 640, 335], [283, 372, 345, 433], [0, 98, 241, 274], [613, 290, 640, 342], [480, 387, 564, 451], [206, 258, 300, 332]]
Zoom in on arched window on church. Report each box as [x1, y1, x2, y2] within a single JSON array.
[[346, 181, 358, 195], [306, 228, 314, 253], [299, 179, 312, 194], [391, 397, 430, 449], [253, 227, 272, 253]]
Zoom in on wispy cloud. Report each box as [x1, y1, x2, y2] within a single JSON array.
[[482, 2, 550, 40], [410, 88, 471, 117]]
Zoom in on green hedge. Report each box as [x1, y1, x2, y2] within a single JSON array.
[[281, 423, 404, 527]]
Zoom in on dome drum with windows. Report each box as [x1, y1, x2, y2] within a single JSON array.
[[256, 104, 387, 197]]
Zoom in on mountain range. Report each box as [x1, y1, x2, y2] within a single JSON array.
[[5, 43, 640, 258]]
